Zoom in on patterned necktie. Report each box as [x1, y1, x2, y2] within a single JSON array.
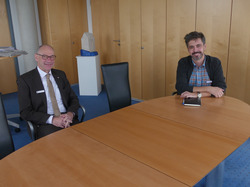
[[46, 73, 61, 116]]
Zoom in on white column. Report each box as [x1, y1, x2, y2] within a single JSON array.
[[86, 0, 93, 33], [9, 0, 41, 75]]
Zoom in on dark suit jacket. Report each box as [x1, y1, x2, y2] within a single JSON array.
[[17, 68, 80, 125]]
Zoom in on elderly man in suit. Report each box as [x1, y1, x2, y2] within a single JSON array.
[[17, 44, 80, 139]]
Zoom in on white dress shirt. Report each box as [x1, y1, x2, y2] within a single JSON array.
[[37, 67, 66, 124]]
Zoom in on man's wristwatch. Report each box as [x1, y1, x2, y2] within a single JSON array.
[[197, 92, 202, 98]]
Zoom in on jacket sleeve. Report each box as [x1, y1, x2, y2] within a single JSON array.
[[209, 58, 227, 91], [17, 76, 50, 125], [175, 58, 194, 95]]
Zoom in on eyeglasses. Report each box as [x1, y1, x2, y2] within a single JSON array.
[[36, 53, 56, 60]]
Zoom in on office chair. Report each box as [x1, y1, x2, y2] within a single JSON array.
[[0, 93, 15, 159], [26, 105, 86, 141], [7, 114, 21, 132], [101, 62, 131, 112]]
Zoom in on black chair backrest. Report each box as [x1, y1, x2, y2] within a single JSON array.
[[0, 93, 14, 159], [101, 62, 131, 112]]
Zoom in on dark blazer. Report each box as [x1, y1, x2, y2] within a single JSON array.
[[17, 68, 80, 125]]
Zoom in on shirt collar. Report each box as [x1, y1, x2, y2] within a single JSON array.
[[37, 66, 52, 79]]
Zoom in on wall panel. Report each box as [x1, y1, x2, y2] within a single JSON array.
[[38, 0, 74, 83], [165, 0, 196, 95], [227, 0, 250, 103], [68, 0, 88, 83], [196, 0, 232, 78], [141, 0, 166, 100], [90, 0, 250, 103], [91, 0, 120, 65], [47, 0, 75, 83], [119, 0, 142, 99], [38, 0, 87, 84]]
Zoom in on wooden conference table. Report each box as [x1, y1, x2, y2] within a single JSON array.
[[1, 96, 250, 186]]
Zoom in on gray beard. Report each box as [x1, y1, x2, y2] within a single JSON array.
[[192, 53, 204, 61]]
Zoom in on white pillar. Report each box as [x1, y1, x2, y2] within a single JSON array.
[[9, 0, 41, 75], [86, 0, 93, 33]]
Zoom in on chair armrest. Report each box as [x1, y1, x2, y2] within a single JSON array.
[[7, 114, 21, 132], [79, 105, 86, 122], [27, 121, 36, 141]]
